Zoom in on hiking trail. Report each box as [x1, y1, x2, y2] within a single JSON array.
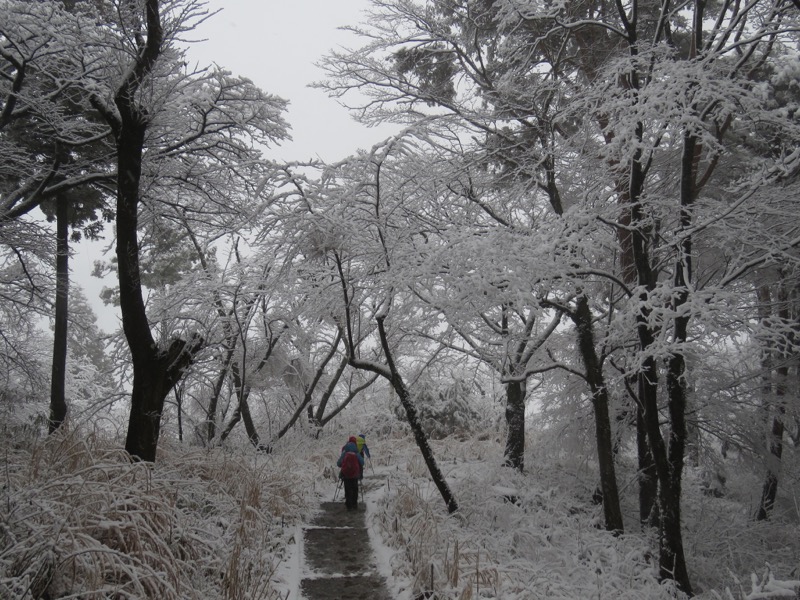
[[297, 473, 394, 600]]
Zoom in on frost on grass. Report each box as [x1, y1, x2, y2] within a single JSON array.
[[371, 435, 668, 600], [367, 435, 800, 600], [0, 430, 313, 599], [1, 423, 798, 600]]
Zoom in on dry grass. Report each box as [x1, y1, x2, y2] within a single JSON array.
[[0, 427, 312, 599]]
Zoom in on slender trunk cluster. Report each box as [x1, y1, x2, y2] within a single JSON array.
[[570, 295, 624, 533]]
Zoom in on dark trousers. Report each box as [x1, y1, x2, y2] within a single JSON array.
[[343, 477, 359, 509]]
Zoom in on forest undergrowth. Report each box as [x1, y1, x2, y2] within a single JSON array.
[[365, 428, 800, 600], [1, 423, 798, 599]]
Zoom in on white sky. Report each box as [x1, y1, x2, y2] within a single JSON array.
[[188, 0, 389, 162]]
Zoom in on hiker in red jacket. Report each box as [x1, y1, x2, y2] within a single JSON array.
[[337, 436, 364, 510]]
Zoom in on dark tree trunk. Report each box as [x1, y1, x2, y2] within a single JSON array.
[[756, 283, 788, 520], [663, 324, 691, 592], [613, 144, 660, 532], [503, 379, 525, 471], [633, 131, 697, 596], [335, 249, 457, 514], [217, 323, 287, 448], [636, 396, 659, 528], [207, 342, 236, 443], [217, 391, 261, 449], [93, 0, 202, 462], [627, 163, 693, 593], [117, 118, 202, 461], [373, 315, 458, 513], [219, 403, 241, 442], [125, 337, 200, 461], [221, 360, 261, 447], [756, 414, 784, 520], [314, 357, 347, 424], [317, 371, 378, 428], [652, 130, 698, 595], [570, 294, 624, 533], [238, 393, 259, 447], [391, 371, 459, 514], [273, 334, 341, 441], [48, 196, 69, 434], [175, 386, 183, 442]]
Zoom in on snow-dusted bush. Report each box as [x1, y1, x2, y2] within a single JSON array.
[[395, 379, 491, 440]]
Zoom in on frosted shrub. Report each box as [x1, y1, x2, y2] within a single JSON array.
[[395, 380, 486, 440]]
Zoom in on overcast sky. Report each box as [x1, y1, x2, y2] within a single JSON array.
[[188, 0, 389, 162]]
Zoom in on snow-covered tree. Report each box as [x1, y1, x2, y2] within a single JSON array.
[[319, 0, 800, 592], [81, 0, 289, 461]]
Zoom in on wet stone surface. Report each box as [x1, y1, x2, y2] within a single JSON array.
[[300, 574, 391, 600], [300, 495, 392, 599]]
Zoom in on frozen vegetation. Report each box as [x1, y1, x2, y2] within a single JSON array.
[[2, 402, 798, 599]]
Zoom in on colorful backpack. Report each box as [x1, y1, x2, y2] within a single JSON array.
[[340, 451, 360, 479]]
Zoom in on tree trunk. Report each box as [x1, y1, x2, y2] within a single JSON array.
[[392, 372, 459, 514], [663, 326, 691, 592], [48, 196, 69, 434], [756, 282, 788, 520], [613, 138, 661, 532], [175, 386, 183, 443], [638, 130, 697, 596], [335, 251, 458, 514], [636, 397, 659, 528], [223, 360, 261, 447], [503, 379, 525, 471], [375, 315, 458, 512], [756, 413, 784, 520], [207, 342, 237, 443], [317, 372, 378, 428], [314, 357, 348, 424], [571, 294, 624, 533], [125, 337, 200, 461], [97, 0, 202, 462], [117, 119, 201, 460], [273, 335, 340, 441], [219, 404, 241, 442], [630, 192, 693, 592]]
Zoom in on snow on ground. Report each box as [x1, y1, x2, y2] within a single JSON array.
[[364, 466, 416, 600], [1, 422, 798, 599]]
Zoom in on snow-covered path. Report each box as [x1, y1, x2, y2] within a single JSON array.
[[298, 480, 393, 600]]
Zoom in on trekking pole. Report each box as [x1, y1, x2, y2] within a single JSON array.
[[333, 478, 342, 501]]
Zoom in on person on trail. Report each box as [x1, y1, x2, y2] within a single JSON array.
[[356, 433, 370, 479], [337, 436, 364, 510]]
